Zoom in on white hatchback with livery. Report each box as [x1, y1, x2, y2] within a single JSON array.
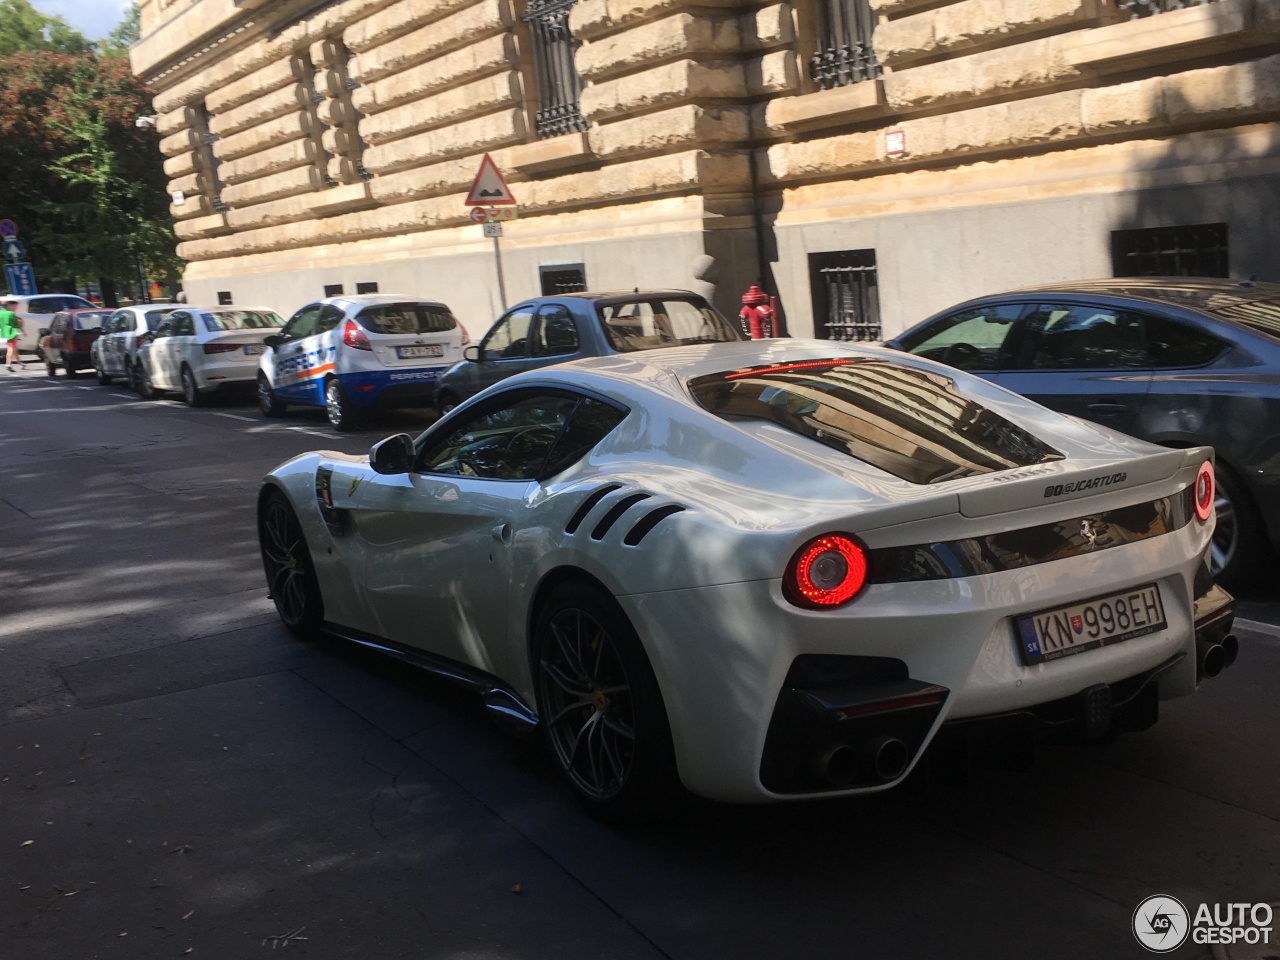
[[257, 295, 466, 431]]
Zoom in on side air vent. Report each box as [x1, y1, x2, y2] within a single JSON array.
[[591, 493, 652, 541], [623, 505, 686, 546], [565, 483, 623, 534]]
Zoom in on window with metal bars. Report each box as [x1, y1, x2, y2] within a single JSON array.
[[809, 0, 882, 90], [522, 0, 589, 139], [1110, 223, 1229, 278], [1115, 0, 1219, 18], [540, 264, 587, 295], [809, 250, 881, 342]]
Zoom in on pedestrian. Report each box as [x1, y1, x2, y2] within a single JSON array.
[[1, 299, 24, 371]]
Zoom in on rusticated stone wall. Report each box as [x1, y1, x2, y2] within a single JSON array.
[[134, 0, 1280, 335]]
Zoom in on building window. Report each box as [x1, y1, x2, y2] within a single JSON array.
[[809, 0, 882, 91], [217, 291, 233, 305], [539, 264, 587, 295], [324, 283, 345, 296], [1116, 0, 1219, 18], [356, 281, 379, 294], [809, 250, 881, 341], [522, 0, 589, 139], [1111, 223, 1229, 278], [194, 103, 228, 213]]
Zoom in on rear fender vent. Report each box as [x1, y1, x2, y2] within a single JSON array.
[[623, 505, 687, 546], [565, 483, 623, 535], [591, 493, 652, 540]]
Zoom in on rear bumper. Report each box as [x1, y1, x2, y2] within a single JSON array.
[[337, 367, 445, 408]]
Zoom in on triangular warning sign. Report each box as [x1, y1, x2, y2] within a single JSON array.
[[465, 153, 517, 206]]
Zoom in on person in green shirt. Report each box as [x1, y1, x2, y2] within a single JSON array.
[[1, 300, 24, 371]]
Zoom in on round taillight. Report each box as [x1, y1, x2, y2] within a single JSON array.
[[1194, 461, 1214, 523], [785, 534, 868, 608]]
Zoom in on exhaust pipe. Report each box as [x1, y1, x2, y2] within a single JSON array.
[[866, 736, 909, 782], [1220, 634, 1239, 668], [811, 744, 859, 787], [1197, 639, 1226, 680]]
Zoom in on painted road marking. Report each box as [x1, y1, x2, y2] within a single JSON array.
[[212, 412, 258, 422]]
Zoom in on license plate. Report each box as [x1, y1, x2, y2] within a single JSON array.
[[1016, 583, 1166, 665], [243, 344, 265, 355], [396, 344, 444, 359]]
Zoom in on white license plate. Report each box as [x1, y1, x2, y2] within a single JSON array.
[[1016, 583, 1166, 665], [243, 344, 266, 355], [396, 344, 444, 359]]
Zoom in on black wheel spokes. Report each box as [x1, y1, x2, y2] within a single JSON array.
[[261, 503, 307, 624], [540, 607, 635, 799], [1210, 490, 1237, 575]]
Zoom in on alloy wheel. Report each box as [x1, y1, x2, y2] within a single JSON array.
[[1209, 486, 1238, 578], [538, 607, 636, 801], [181, 367, 201, 406], [260, 497, 314, 630]]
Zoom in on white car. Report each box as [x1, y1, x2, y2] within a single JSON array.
[[256, 295, 467, 431], [256, 340, 1236, 818], [9, 293, 96, 355], [134, 306, 285, 406], [91, 305, 180, 385]]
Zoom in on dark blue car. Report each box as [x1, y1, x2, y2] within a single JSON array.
[[434, 290, 743, 414], [887, 278, 1280, 587]]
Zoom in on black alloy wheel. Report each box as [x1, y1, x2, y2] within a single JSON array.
[[95, 360, 111, 385], [435, 390, 459, 417], [258, 374, 286, 418], [1209, 465, 1266, 588], [45, 360, 57, 377], [181, 365, 205, 407], [534, 583, 679, 821], [325, 377, 359, 432], [135, 361, 160, 400], [258, 493, 323, 639]]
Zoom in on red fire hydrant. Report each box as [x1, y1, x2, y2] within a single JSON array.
[[739, 285, 774, 339]]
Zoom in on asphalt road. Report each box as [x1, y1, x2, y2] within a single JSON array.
[[2, 367, 1278, 960]]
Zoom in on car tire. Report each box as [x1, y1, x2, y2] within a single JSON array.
[[180, 365, 205, 407], [95, 362, 111, 385], [1210, 463, 1268, 588], [258, 492, 324, 640], [533, 581, 680, 822], [45, 361, 57, 377], [324, 377, 360, 432], [435, 390, 459, 417], [258, 374, 286, 418], [135, 362, 160, 400]]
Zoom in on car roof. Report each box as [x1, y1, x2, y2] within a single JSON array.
[[319, 294, 450, 310], [194, 305, 278, 313], [525, 290, 705, 305]]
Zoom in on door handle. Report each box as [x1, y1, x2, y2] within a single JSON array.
[[1087, 402, 1127, 417], [492, 522, 512, 545]]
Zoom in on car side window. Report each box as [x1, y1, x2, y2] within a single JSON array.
[[109, 312, 130, 334], [482, 307, 535, 359], [282, 305, 322, 341], [1144, 315, 1225, 368], [31, 299, 56, 315], [543, 398, 627, 476], [316, 305, 346, 334], [173, 313, 195, 336], [1010, 304, 1148, 371], [50, 314, 67, 334], [899, 304, 1023, 371], [418, 392, 582, 480], [532, 305, 580, 357], [152, 318, 174, 340]]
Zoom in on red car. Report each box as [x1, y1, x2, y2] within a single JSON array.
[[37, 309, 115, 376]]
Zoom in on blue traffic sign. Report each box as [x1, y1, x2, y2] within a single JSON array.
[[3, 239, 26, 261], [0, 219, 17, 239], [4, 262, 37, 296]]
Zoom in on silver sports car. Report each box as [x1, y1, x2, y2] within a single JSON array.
[[257, 340, 1237, 818]]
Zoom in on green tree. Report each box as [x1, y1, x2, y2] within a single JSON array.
[[0, 0, 90, 56], [99, 3, 141, 58]]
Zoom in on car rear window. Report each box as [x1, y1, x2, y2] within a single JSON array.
[[356, 303, 456, 335], [71, 311, 112, 330], [687, 358, 1063, 484], [597, 299, 740, 352], [1203, 296, 1280, 343], [202, 310, 284, 332]]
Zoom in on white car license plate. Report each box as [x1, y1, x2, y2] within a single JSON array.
[[1016, 583, 1166, 665], [396, 344, 444, 359], [243, 344, 266, 355]]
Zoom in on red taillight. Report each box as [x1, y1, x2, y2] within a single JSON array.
[[342, 319, 372, 350], [460, 326, 471, 347], [203, 342, 241, 354], [785, 534, 868, 608], [1194, 461, 1214, 523]]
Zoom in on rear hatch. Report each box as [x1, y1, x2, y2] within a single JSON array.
[[70, 311, 111, 349], [356, 302, 462, 368]]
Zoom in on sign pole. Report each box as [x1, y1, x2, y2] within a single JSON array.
[[464, 154, 517, 313], [492, 234, 508, 310]]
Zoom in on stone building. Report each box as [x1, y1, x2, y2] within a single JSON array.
[[132, 0, 1280, 340]]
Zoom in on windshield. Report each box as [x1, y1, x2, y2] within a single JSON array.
[[202, 310, 284, 332], [597, 299, 740, 352], [688, 358, 1063, 484], [357, 303, 456, 335]]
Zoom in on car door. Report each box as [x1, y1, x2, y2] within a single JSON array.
[[471, 304, 539, 394], [529, 302, 584, 368], [45, 313, 68, 364], [150, 310, 189, 388], [103, 312, 128, 374], [999, 302, 1152, 435], [145, 316, 175, 382], [270, 303, 325, 404], [351, 389, 583, 675]]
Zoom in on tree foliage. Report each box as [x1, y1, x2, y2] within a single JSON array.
[[99, 3, 141, 59], [0, 0, 91, 57]]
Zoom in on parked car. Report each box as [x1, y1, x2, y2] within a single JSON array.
[[134, 306, 285, 406], [434, 290, 744, 414], [37, 309, 114, 375], [91, 305, 180, 385], [8, 293, 96, 355], [256, 295, 467, 431], [257, 339, 1235, 819], [887, 278, 1280, 586]]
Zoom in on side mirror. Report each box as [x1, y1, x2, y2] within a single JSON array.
[[139, 332, 154, 344], [38, 328, 48, 338], [464, 344, 482, 363], [370, 433, 415, 475], [263, 334, 283, 349]]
